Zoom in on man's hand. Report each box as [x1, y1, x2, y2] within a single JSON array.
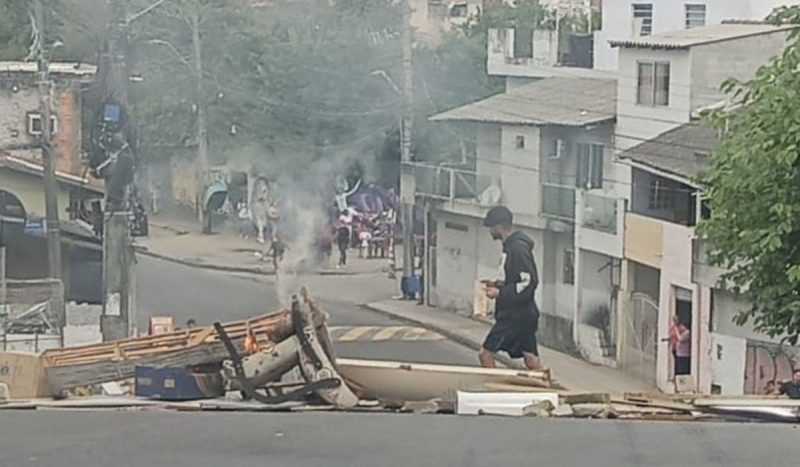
[[486, 287, 499, 299]]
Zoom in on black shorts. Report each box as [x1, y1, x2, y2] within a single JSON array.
[[483, 319, 539, 359]]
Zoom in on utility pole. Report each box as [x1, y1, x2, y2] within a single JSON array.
[[101, 0, 134, 340], [400, 0, 416, 298], [34, 0, 62, 281], [191, 8, 211, 234]]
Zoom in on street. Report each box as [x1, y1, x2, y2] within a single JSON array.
[[135, 254, 477, 366], [0, 410, 797, 467]]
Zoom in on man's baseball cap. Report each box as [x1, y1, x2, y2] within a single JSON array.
[[483, 206, 513, 227]]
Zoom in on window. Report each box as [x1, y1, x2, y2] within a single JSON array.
[[685, 4, 706, 29], [637, 61, 670, 106], [632, 3, 653, 36], [515, 135, 525, 149], [648, 178, 675, 210], [450, 3, 468, 17], [444, 221, 468, 232], [513, 27, 534, 59], [576, 143, 604, 190], [563, 250, 575, 284], [26, 112, 58, 136]]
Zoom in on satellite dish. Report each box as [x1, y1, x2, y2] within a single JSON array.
[[479, 185, 502, 206]]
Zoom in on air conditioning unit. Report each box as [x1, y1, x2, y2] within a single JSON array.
[[549, 138, 567, 159]]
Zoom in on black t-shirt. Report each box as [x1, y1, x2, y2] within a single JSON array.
[[779, 381, 800, 400]]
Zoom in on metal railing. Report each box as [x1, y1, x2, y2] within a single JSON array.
[[541, 183, 575, 220], [582, 193, 618, 234], [409, 163, 494, 204]]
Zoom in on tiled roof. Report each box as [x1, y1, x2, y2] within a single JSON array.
[[430, 78, 616, 127]]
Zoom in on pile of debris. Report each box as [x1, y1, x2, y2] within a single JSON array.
[[1, 288, 797, 424]]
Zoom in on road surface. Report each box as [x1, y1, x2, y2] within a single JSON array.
[[0, 410, 797, 467], [135, 254, 477, 365]]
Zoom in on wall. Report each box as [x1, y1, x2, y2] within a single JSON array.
[[689, 30, 792, 112], [500, 125, 542, 218], [593, 0, 766, 71], [616, 48, 692, 152], [476, 124, 502, 182], [0, 168, 72, 220], [0, 80, 83, 177]]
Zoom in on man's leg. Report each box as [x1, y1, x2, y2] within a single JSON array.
[[478, 347, 497, 368], [522, 352, 543, 370]]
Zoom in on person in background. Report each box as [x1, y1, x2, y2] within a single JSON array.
[[777, 369, 800, 399], [479, 206, 543, 371], [270, 236, 287, 271], [674, 316, 692, 376], [186, 319, 197, 329], [336, 210, 352, 268], [237, 201, 251, 238], [764, 380, 779, 395]]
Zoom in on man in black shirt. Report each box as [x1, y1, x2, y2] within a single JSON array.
[[778, 368, 800, 399], [479, 206, 543, 370]]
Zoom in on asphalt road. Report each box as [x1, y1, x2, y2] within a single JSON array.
[[0, 410, 798, 467], [135, 254, 477, 366]]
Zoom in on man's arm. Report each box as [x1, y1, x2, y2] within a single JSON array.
[[496, 243, 538, 307]]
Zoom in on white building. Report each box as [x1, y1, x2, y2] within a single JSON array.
[[610, 23, 795, 393], [594, 0, 797, 71], [415, 77, 617, 356]]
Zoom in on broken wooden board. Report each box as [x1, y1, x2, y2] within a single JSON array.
[[692, 397, 800, 408], [337, 358, 550, 402], [44, 310, 299, 395], [612, 397, 696, 413]]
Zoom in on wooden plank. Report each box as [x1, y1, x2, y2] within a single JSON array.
[[612, 397, 695, 413], [561, 392, 611, 405]]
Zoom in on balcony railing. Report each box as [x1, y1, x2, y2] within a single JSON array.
[[409, 163, 495, 204], [582, 193, 618, 234], [541, 183, 575, 220]]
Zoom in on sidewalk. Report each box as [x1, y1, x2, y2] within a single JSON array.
[[135, 216, 394, 277], [364, 299, 656, 394]]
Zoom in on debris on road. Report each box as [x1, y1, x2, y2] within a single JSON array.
[[1, 288, 799, 424]]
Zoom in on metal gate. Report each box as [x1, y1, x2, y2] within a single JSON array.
[[620, 292, 659, 384]]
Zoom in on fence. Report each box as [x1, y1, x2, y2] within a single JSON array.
[[1, 278, 65, 349], [619, 292, 659, 385], [409, 163, 494, 203], [541, 183, 575, 220], [582, 193, 618, 234]]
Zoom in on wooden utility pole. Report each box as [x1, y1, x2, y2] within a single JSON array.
[[34, 0, 62, 280], [190, 8, 211, 234], [400, 0, 416, 294]]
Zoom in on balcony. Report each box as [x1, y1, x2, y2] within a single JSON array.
[[409, 162, 497, 205], [582, 193, 618, 234], [541, 183, 575, 221], [487, 28, 599, 79]]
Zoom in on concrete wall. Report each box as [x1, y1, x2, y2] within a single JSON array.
[[0, 80, 84, 177], [0, 167, 72, 220], [476, 124, 502, 182], [593, 0, 787, 70], [689, 30, 791, 112], [430, 212, 480, 312], [500, 125, 542, 218], [616, 48, 692, 152]]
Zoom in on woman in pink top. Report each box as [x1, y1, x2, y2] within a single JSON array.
[[674, 318, 691, 376]]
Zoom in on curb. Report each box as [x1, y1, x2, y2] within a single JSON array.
[[135, 246, 385, 278], [359, 302, 523, 369]]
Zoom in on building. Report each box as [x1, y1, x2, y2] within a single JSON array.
[[594, 0, 797, 71], [0, 62, 103, 305], [415, 77, 617, 356], [610, 23, 795, 393]]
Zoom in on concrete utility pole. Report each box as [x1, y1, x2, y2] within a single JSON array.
[[400, 0, 416, 296], [33, 0, 62, 280], [101, 0, 134, 340], [190, 8, 211, 234]]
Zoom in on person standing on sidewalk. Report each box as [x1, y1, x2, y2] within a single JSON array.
[[336, 210, 352, 268], [479, 206, 543, 371]]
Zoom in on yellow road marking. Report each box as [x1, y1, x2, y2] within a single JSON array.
[[328, 326, 444, 342], [371, 326, 405, 341], [337, 326, 378, 342]]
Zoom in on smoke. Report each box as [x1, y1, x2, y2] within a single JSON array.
[[271, 149, 365, 306]]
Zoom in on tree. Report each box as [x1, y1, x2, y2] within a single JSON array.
[[698, 6, 800, 344]]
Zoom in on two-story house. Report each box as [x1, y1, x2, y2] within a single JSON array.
[[414, 77, 617, 355], [609, 23, 794, 393], [594, 0, 796, 71]]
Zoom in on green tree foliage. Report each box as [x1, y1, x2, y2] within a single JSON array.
[[698, 6, 800, 344]]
